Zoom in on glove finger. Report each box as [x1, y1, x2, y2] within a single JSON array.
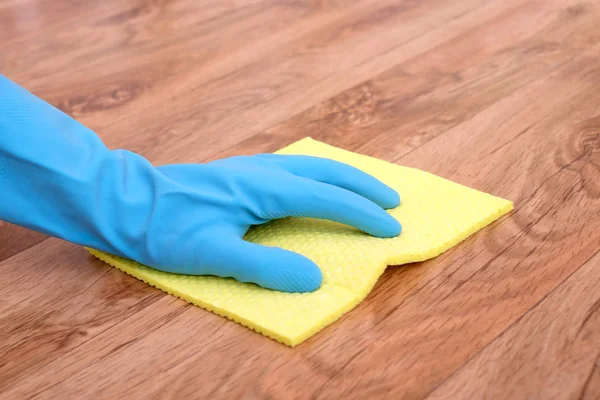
[[273, 177, 402, 238], [258, 154, 400, 209], [203, 239, 323, 293]]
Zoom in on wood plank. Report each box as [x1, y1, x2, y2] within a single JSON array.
[[0, 0, 87, 45], [0, 0, 293, 87], [99, 0, 515, 162], [425, 250, 600, 400], [0, 222, 46, 262], [0, 0, 256, 51], [4, 0, 494, 161], [0, 240, 165, 392], [0, 0, 265, 49], [218, 0, 596, 162]]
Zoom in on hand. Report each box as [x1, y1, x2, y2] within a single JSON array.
[[149, 154, 401, 292], [0, 74, 401, 293]]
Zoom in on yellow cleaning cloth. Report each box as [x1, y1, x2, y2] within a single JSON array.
[[88, 138, 513, 346]]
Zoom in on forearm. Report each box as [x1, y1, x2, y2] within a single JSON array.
[[0, 75, 158, 257]]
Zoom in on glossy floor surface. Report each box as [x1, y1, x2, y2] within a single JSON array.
[[1, 0, 599, 398]]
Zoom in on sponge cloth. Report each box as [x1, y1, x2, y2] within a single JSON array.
[[88, 138, 513, 346]]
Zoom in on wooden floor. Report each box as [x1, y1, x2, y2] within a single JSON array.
[[1, 0, 599, 398]]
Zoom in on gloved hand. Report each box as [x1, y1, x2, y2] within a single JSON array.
[[0, 74, 401, 293]]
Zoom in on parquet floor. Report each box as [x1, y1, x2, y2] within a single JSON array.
[[1, 1, 599, 398]]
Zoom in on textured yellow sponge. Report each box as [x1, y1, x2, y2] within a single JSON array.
[[88, 138, 513, 346]]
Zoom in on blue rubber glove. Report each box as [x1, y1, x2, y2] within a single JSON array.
[[0, 74, 401, 292]]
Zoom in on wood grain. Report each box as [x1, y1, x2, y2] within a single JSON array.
[[4, 0, 496, 160], [0, 240, 164, 393], [1, 0, 599, 398], [0, 221, 46, 262], [425, 249, 600, 399], [220, 0, 598, 161], [0, 0, 87, 46]]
